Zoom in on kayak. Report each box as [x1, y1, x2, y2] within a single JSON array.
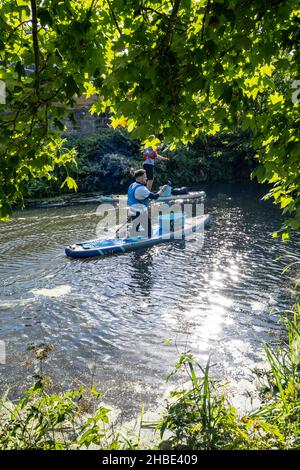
[[100, 191, 206, 204], [65, 213, 211, 259]]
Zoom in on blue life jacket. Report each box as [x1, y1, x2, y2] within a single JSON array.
[[128, 182, 150, 208]]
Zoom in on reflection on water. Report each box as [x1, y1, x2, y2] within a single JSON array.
[[0, 183, 299, 415]]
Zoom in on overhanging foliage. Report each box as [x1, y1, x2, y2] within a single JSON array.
[[1, 0, 300, 235]]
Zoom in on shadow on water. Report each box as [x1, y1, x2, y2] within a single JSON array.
[[128, 251, 155, 298]]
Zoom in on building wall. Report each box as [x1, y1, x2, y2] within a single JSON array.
[[64, 95, 111, 134]]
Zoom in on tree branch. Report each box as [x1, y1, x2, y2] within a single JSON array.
[[89, 0, 98, 12], [165, 0, 181, 47], [40, 87, 63, 103], [142, 6, 164, 18], [30, 0, 40, 99], [201, 0, 211, 42], [106, 0, 122, 35], [4, 21, 30, 46]]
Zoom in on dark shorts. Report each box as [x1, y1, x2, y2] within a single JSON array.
[[128, 211, 152, 238], [143, 163, 154, 180]]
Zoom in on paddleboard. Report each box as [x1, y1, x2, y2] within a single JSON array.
[[65, 213, 211, 258]]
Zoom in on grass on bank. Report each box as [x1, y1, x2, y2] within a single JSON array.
[[158, 306, 300, 450], [0, 305, 299, 450]]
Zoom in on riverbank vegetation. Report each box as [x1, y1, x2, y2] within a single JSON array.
[[1, 300, 299, 450], [158, 305, 300, 450], [24, 128, 256, 199]]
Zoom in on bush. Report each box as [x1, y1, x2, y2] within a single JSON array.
[[0, 376, 119, 450], [24, 128, 256, 199], [157, 305, 300, 450]]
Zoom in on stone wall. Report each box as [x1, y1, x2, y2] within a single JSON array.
[[64, 95, 110, 135]]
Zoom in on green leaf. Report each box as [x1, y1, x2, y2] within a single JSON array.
[[280, 197, 293, 209], [38, 9, 53, 27], [53, 118, 65, 131], [252, 165, 266, 182], [269, 92, 284, 106], [0, 202, 13, 220], [286, 141, 300, 156], [220, 85, 233, 103], [60, 176, 78, 191], [65, 76, 80, 99], [282, 232, 290, 242], [14, 61, 26, 80]]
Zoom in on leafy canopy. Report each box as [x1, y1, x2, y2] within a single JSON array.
[[1, 0, 300, 235], [0, 0, 108, 219]]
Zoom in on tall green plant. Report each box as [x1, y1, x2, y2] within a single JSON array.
[[157, 353, 249, 450], [251, 306, 300, 447], [0, 376, 118, 450], [158, 301, 300, 450]]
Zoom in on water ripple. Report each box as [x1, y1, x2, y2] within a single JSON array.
[[0, 183, 299, 414]]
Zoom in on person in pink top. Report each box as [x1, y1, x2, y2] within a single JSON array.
[[143, 135, 169, 190]]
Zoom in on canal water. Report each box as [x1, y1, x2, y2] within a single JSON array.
[[0, 183, 299, 418]]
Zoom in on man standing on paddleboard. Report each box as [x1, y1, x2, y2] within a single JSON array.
[[143, 135, 169, 191], [118, 169, 168, 238]]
